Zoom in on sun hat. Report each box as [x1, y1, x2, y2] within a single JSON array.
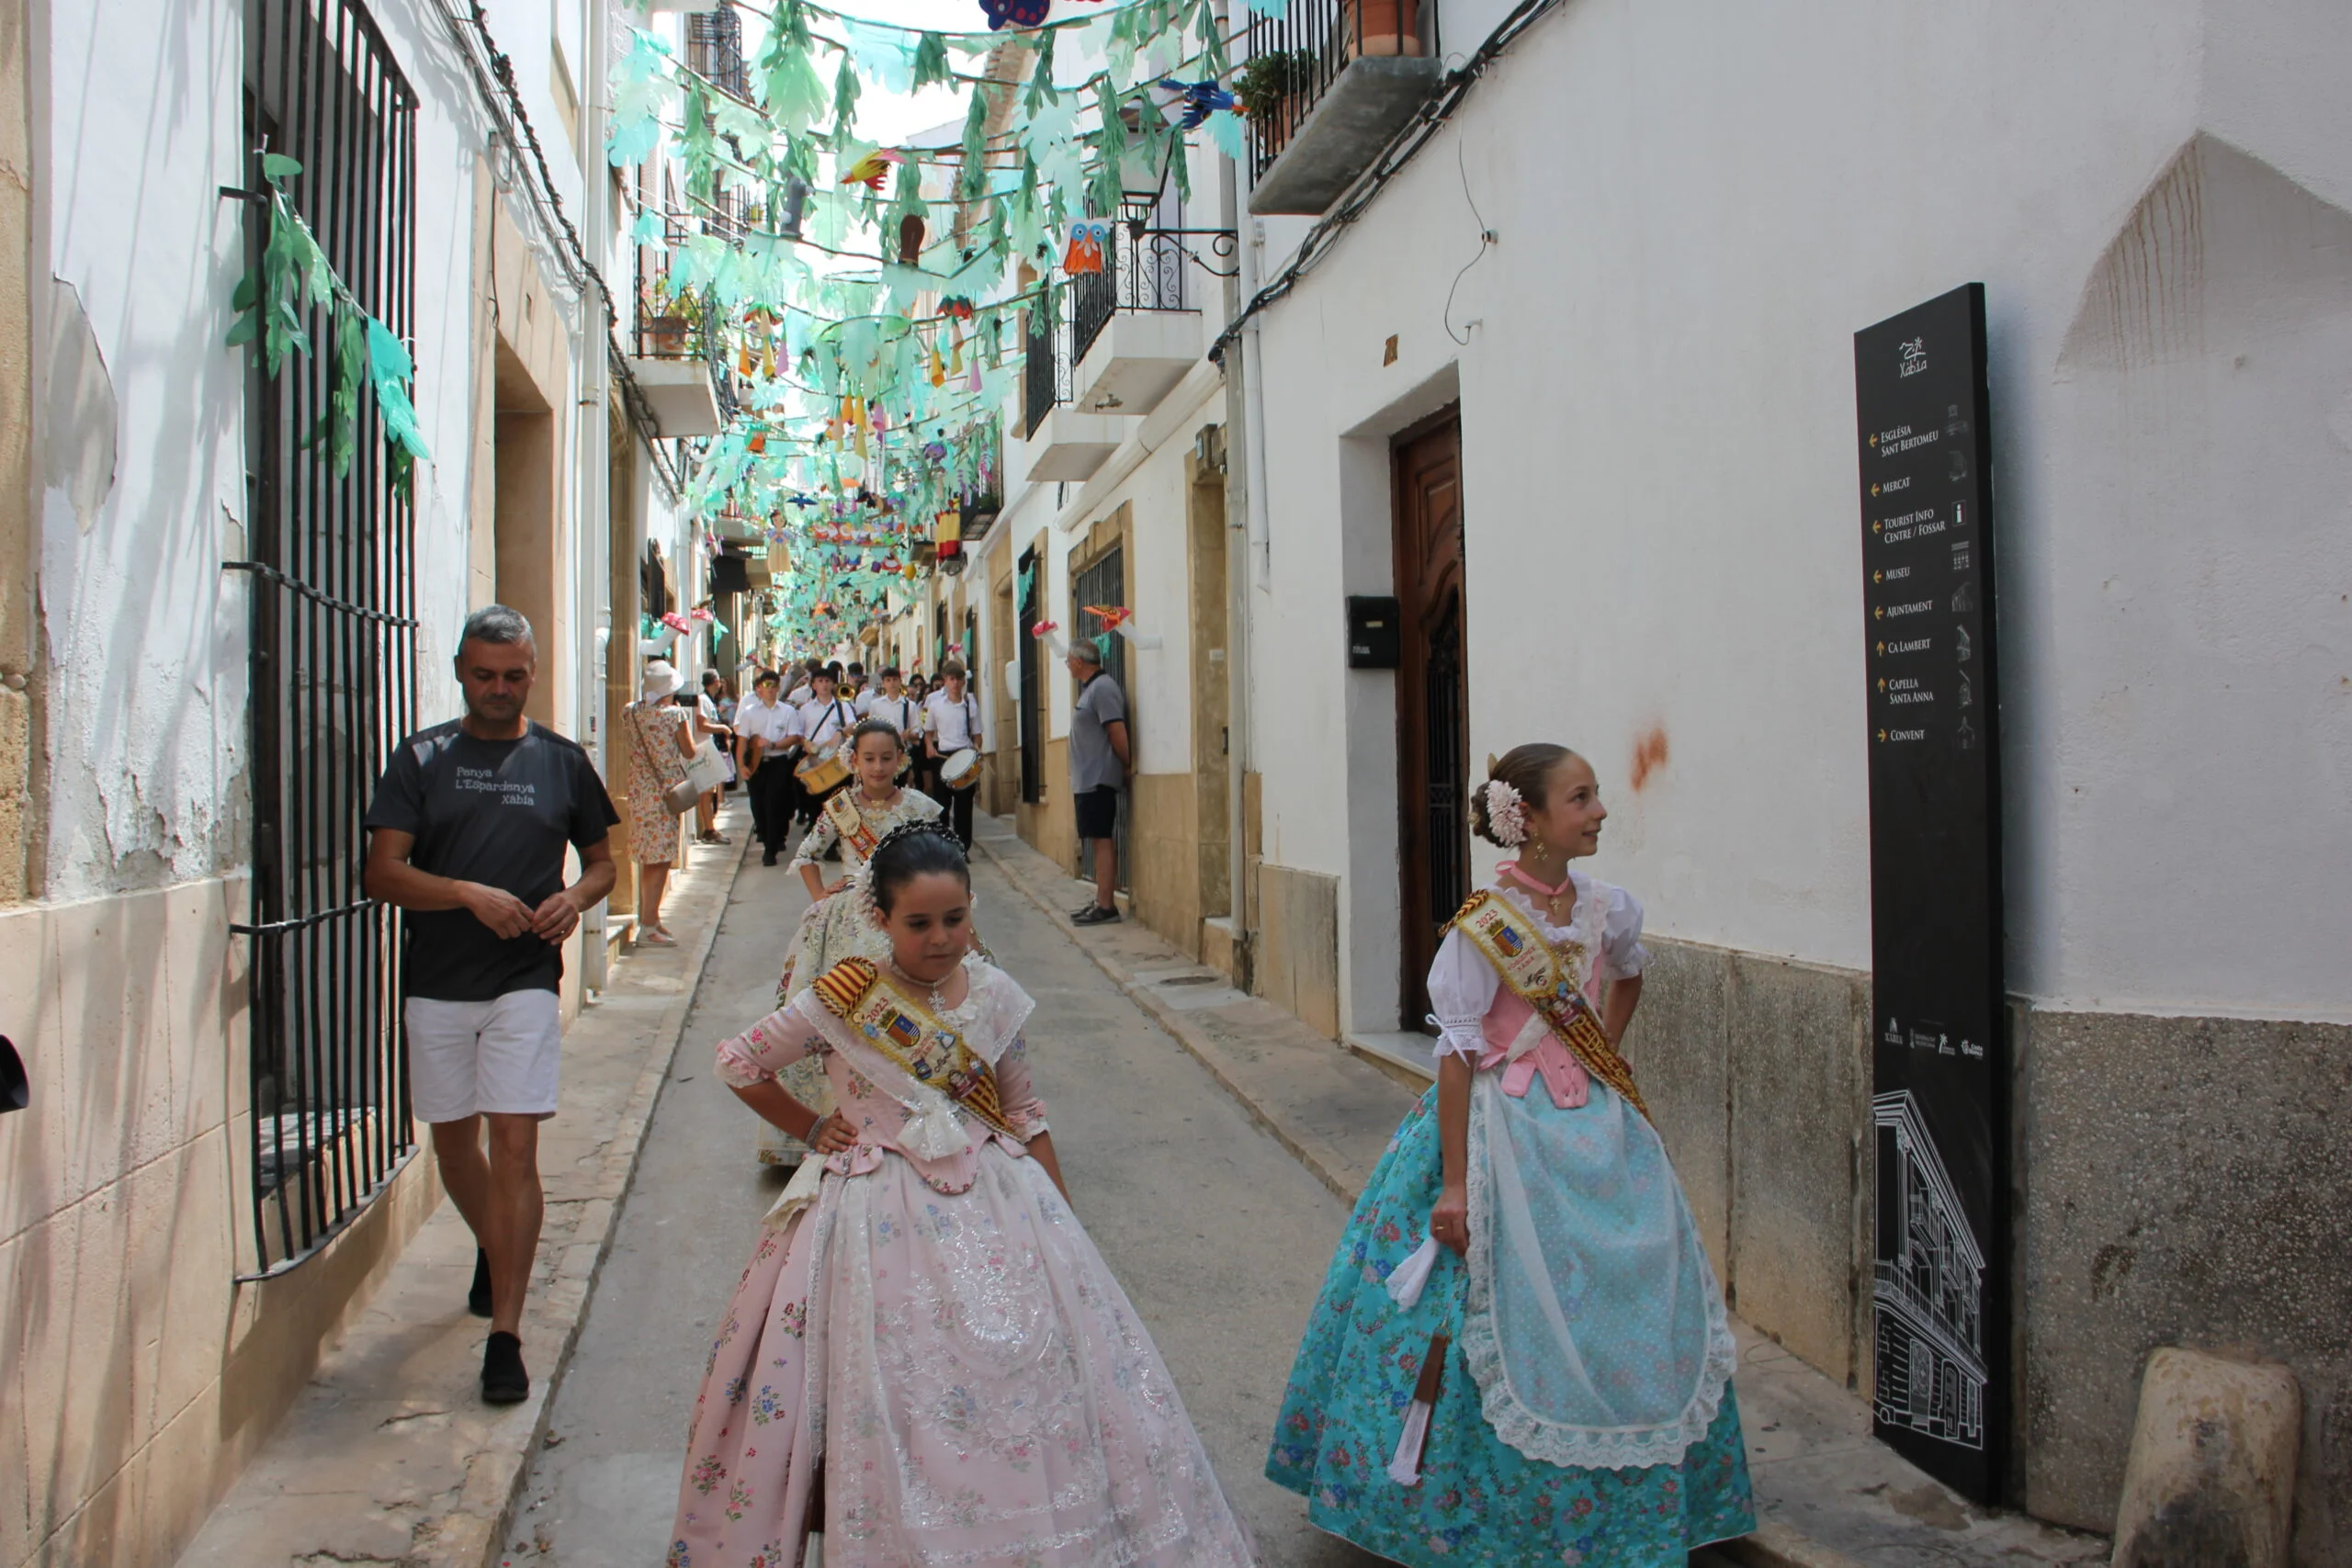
[[642, 659, 684, 700]]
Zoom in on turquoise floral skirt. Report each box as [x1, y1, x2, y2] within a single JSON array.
[[1267, 1089, 1756, 1567]]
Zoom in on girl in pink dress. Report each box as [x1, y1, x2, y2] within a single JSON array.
[[669, 823, 1256, 1568]]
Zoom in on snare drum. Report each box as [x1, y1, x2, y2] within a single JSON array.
[[796, 750, 853, 795], [939, 748, 981, 791]]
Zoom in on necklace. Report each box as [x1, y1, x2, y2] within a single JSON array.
[[887, 957, 956, 1014], [1501, 859, 1577, 919]]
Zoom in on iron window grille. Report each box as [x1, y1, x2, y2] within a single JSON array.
[[232, 0, 419, 1278], [1247, 0, 1442, 180], [685, 5, 750, 99]]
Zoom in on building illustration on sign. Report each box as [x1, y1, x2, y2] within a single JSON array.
[[1872, 1089, 1989, 1450]]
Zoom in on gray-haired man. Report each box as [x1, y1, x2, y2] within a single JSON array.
[[363, 605, 619, 1404]]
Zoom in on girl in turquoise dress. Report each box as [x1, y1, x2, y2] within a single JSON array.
[[1267, 743, 1755, 1566]]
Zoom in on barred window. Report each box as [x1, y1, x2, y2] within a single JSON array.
[[235, 0, 419, 1275]]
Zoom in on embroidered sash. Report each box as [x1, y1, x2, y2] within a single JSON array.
[[822, 787, 884, 861], [1448, 889, 1650, 1121], [811, 957, 1020, 1142]]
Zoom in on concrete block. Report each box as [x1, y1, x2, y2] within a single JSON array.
[[1726, 951, 1871, 1388], [2016, 1008, 2352, 1560], [1256, 862, 1340, 1038], [2110, 1348, 2300, 1568], [1625, 936, 1732, 1275]]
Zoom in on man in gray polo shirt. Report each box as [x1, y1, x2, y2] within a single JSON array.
[[1066, 640, 1130, 925]]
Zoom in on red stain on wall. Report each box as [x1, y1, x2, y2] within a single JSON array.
[[1629, 725, 1670, 793]]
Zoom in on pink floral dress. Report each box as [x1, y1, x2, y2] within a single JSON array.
[[671, 958, 1257, 1568]]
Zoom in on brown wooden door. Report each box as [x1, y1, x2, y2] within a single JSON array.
[[1394, 409, 1469, 1029]]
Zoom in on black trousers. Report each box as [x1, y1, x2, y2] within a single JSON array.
[[751, 760, 797, 856], [940, 781, 976, 849]]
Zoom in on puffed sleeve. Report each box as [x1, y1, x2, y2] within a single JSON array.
[[787, 808, 839, 872], [714, 992, 829, 1089], [1600, 884, 1649, 979], [1426, 925, 1500, 1060], [992, 1035, 1049, 1137]]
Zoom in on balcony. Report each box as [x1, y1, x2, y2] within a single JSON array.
[[1068, 225, 1214, 417], [1017, 301, 1126, 482], [626, 276, 731, 438], [1246, 0, 1442, 217]]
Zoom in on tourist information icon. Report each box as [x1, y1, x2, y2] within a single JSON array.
[[1854, 283, 2007, 1504]]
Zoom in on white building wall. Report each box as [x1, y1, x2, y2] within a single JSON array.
[[1245, 0, 2352, 1023]]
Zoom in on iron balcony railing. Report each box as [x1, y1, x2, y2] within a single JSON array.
[[1247, 0, 1441, 179], [1070, 224, 1198, 365], [1022, 299, 1073, 440], [634, 275, 738, 423]]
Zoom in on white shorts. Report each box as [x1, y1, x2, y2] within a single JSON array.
[[404, 990, 563, 1123]]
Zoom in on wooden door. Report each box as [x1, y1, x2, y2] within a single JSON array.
[[1394, 409, 1468, 1029]]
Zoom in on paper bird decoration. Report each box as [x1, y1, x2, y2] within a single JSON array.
[[1063, 220, 1110, 275], [839, 148, 906, 190], [1159, 79, 1236, 130], [939, 297, 976, 321], [1081, 604, 1134, 630]]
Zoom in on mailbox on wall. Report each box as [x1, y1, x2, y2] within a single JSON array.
[[1346, 595, 1401, 669]]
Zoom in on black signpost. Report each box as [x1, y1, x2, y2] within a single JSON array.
[[1854, 283, 2007, 1504]]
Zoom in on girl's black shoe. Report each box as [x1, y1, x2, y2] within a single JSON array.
[[469, 1248, 493, 1318]]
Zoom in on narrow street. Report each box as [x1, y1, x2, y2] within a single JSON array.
[[508, 834, 1385, 1567]]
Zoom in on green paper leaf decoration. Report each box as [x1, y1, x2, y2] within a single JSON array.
[[261, 152, 303, 180], [831, 51, 862, 142], [910, 31, 953, 92]]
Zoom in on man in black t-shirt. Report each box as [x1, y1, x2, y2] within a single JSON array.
[[363, 605, 618, 1405]]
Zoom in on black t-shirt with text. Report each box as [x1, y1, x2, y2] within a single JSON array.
[[364, 719, 619, 1001]]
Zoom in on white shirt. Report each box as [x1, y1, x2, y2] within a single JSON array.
[[786, 681, 814, 705], [866, 691, 921, 737], [1426, 872, 1647, 1061], [798, 694, 857, 752], [735, 693, 799, 747], [925, 688, 979, 750]]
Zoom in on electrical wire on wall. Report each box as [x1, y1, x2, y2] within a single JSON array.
[[1442, 139, 1495, 346]]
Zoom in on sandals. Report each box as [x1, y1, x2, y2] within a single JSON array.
[[637, 924, 678, 947]]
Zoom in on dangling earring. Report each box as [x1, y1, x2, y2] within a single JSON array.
[[1528, 830, 1545, 860]]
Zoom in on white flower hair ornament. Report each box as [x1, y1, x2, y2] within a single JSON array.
[[1482, 778, 1529, 848]]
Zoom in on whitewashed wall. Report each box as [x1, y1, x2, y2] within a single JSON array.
[[35, 0, 611, 901], [1247, 0, 2352, 1025]]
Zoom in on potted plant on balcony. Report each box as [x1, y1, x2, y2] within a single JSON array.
[[644, 281, 691, 357], [1345, 0, 1423, 58], [1234, 48, 1309, 159]]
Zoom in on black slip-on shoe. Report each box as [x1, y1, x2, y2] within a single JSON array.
[[481, 1331, 530, 1405], [468, 1247, 493, 1318], [1072, 905, 1122, 926]]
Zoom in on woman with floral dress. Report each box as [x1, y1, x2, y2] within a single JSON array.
[[1267, 743, 1754, 1566], [673, 824, 1257, 1568], [623, 660, 698, 944], [755, 719, 942, 1167]]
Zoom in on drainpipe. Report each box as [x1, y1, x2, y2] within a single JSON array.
[[1222, 5, 1261, 987], [578, 0, 614, 994]]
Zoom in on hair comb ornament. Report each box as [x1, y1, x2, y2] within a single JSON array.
[[1483, 778, 1528, 848]]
